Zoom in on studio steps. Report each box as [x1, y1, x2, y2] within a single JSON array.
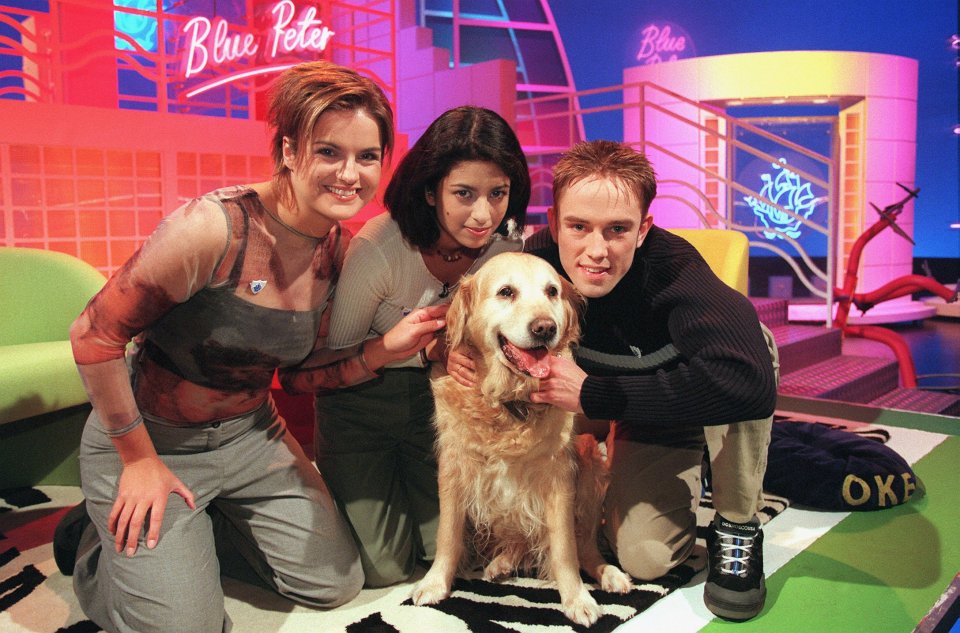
[[752, 298, 960, 416]]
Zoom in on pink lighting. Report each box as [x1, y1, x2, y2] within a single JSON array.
[[635, 22, 695, 65], [185, 63, 298, 98], [268, 1, 336, 57], [181, 0, 335, 83]]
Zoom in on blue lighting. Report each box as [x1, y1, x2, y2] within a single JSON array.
[[114, 0, 158, 52]]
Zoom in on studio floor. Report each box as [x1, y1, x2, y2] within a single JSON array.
[[2, 316, 956, 633], [618, 422, 958, 633], [620, 313, 960, 632]]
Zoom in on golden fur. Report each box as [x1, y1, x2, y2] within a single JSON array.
[[411, 252, 631, 627]]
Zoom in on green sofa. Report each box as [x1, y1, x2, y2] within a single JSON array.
[[0, 247, 106, 488]]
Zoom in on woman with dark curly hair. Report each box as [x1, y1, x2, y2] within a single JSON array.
[[310, 105, 530, 587]]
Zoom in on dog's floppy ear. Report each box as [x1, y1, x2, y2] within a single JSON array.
[[445, 274, 474, 352], [559, 276, 586, 347]]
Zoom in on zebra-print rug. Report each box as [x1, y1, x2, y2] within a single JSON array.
[[0, 486, 788, 633]]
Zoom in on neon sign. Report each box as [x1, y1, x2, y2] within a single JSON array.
[[743, 158, 820, 240], [182, 0, 335, 97], [635, 22, 696, 65]]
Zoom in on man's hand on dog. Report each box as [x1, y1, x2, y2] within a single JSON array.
[[529, 355, 586, 414], [449, 348, 586, 415]]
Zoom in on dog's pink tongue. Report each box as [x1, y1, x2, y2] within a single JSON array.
[[502, 342, 551, 378]]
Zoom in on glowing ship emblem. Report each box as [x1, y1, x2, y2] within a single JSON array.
[[742, 158, 819, 240]]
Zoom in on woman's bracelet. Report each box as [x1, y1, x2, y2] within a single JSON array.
[[358, 340, 379, 376], [103, 414, 144, 438], [419, 348, 429, 366]]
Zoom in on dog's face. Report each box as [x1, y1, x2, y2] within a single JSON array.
[[447, 252, 584, 383]]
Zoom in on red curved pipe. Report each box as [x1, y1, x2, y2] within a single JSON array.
[[843, 324, 917, 388], [851, 275, 957, 312]]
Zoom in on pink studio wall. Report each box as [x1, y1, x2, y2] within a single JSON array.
[[0, 0, 519, 277], [0, 100, 270, 273], [623, 51, 919, 300], [391, 0, 517, 140]]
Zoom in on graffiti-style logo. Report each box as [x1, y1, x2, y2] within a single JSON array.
[[743, 158, 819, 240]]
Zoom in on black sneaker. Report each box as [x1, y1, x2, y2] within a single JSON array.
[[53, 501, 90, 576], [703, 513, 766, 621]]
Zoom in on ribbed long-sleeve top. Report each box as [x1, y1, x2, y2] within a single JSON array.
[[327, 213, 522, 368], [525, 225, 776, 441]]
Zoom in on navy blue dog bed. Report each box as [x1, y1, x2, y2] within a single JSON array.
[[763, 420, 923, 511]]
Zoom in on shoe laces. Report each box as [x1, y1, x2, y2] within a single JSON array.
[[715, 529, 755, 578]]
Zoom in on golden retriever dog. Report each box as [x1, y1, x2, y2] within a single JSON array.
[[412, 252, 632, 627]]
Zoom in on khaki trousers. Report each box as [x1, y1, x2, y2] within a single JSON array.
[[601, 324, 779, 581]]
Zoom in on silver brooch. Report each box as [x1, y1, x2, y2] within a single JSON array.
[[249, 279, 267, 294]]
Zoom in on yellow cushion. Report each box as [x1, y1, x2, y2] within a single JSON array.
[[668, 229, 749, 296]]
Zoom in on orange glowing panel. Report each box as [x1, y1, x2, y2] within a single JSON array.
[[109, 210, 137, 235], [79, 210, 107, 237], [48, 211, 77, 238], [10, 145, 40, 172], [79, 242, 108, 269], [44, 147, 74, 176], [106, 150, 134, 177], [136, 152, 161, 177], [139, 211, 165, 235], [111, 240, 139, 266], [76, 149, 106, 177], [11, 178, 41, 206]]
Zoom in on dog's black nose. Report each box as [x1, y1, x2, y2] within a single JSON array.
[[530, 318, 557, 341]]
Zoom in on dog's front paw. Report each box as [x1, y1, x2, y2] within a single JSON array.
[[482, 553, 516, 582], [562, 586, 602, 627], [600, 564, 633, 594], [411, 574, 452, 606]]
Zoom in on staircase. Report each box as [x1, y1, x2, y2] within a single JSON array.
[[754, 298, 960, 416]]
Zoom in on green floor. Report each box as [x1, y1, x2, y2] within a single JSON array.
[[702, 435, 960, 632]]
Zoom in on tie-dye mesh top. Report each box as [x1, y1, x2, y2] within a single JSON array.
[[71, 185, 372, 425]]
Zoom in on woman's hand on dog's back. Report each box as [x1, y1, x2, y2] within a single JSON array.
[[380, 304, 449, 362]]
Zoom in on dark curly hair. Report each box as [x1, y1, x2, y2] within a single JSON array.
[[384, 106, 529, 250]]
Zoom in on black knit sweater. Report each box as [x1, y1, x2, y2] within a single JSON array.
[[525, 225, 776, 441]]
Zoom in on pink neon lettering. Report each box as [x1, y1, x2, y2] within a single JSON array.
[[181, 1, 335, 79], [213, 19, 258, 66], [182, 17, 258, 77], [636, 24, 687, 63], [182, 17, 210, 78], [270, 0, 335, 57]]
